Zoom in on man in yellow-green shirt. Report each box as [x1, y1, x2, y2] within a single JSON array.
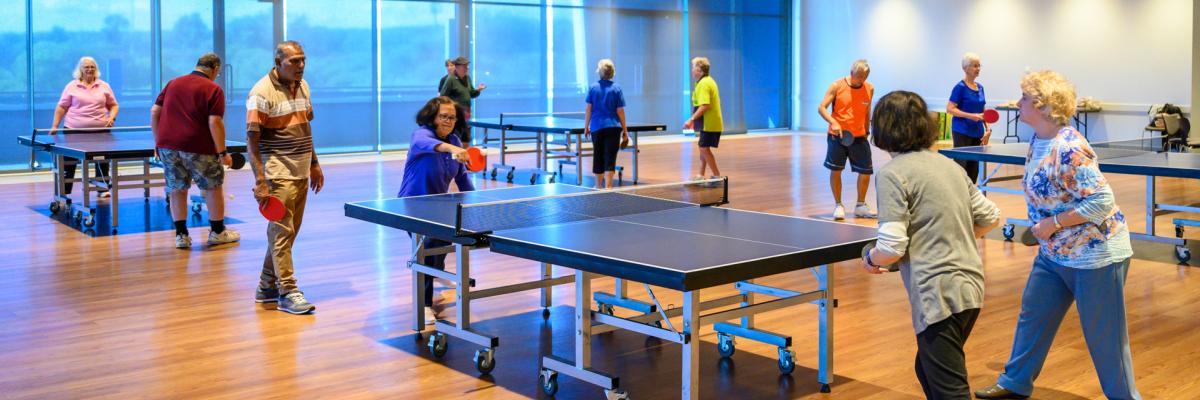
[[683, 57, 723, 180]]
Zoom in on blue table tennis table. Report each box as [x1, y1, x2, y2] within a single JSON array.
[[940, 137, 1200, 262], [470, 113, 666, 185], [344, 181, 876, 399], [18, 127, 247, 233]]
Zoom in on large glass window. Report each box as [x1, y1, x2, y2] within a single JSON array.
[[286, 0, 376, 153], [472, 2, 546, 118], [223, 0, 274, 140], [0, 2, 29, 170], [32, 2, 154, 130], [380, 1, 460, 150], [162, 1, 214, 83], [3, 0, 791, 172], [690, 0, 789, 132]]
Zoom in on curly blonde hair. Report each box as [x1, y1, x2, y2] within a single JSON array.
[[1020, 70, 1076, 126]]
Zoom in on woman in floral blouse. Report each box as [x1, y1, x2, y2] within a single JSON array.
[[975, 71, 1140, 400]]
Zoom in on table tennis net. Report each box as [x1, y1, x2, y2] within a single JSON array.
[[1087, 136, 1166, 158], [455, 179, 727, 235]]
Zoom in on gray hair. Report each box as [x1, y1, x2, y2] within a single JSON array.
[[72, 56, 100, 80], [274, 40, 303, 62], [691, 57, 710, 76], [850, 59, 870, 76], [196, 53, 221, 72], [596, 59, 615, 80], [961, 52, 981, 69]]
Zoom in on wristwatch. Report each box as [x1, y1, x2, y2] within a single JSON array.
[[1052, 214, 1063, 230], [218, 150, 228, 157]]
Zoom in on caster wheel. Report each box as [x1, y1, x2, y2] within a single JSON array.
[[1002, 224, 1015, 240], [539, 369, 559, 396], [597, 303, 614, 315], [427, 332, 448, 358], [530, 175, 538, 185], [473, 348, 496, 375], [542, 308, 551, 319], [1176, 225, 1185, 238], [605, 388, 629, 400], [1175, 245, 1191, 263], [74, 211, 83, 225], [548, 175, 556, 184], [506, 171, 514, 182], [777, 348, 796, 375], [820, 383, 831, 393], [49, 202, 61, 214], [717, 333, 736, 358], [490, 169, 497, 180], [82, 215, 95, 228], [191, 203, 203, 214]]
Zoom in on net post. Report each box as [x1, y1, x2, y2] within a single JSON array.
[[455, 202, 465, 237], [721, 176, 730, 205]]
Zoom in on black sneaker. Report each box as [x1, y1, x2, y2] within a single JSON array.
[[277, 291, 316, 315], [255, 286, 280, 303]]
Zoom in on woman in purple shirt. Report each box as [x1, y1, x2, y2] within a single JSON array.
[[397, 96, 474, 323], [50, 56, 120, 196]]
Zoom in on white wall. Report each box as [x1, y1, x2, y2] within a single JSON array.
[[797, 0, 1193, 142]]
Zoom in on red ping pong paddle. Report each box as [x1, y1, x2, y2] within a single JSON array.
[[466, 147, 487, 172], [259, 196, 285, 222], [983, 109, 1000, 124]]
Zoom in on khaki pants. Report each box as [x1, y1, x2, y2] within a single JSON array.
[[259, 178, 308, 294]]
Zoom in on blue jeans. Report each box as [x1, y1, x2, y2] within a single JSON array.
[[996, 254, 1140, 399]]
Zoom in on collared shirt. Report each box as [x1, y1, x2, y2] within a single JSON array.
[[57, 79, 117, 129], [1024, 127, 1132, 268], [246, 69, 314, 180], [586, 79, 626, 132], [691, 76, 723, 132], [397, 126, 475, 198], [154, 71, 225, 154]]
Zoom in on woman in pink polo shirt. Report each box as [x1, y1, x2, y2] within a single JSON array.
[[49, 56, 120, 197]]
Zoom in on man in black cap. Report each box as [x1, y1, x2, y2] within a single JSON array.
[[438, 56, 486, 142]]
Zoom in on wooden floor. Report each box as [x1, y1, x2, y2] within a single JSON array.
[[2, 133, 1199, 399]]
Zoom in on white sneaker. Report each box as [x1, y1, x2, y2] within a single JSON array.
[[692, 175, 706, 181], [832, 204, 846, 221], [175, 234, 192, 249], [208, 228, 241, 245], [424, 306, 438, 325], [854, 203, 878, 218]]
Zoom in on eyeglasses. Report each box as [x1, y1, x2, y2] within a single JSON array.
[[437, 114, 457, 122]]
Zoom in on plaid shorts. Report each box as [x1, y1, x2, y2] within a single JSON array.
[[158, 149, 224, 191]]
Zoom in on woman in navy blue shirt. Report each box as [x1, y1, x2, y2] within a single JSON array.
[[583, 59, 628, 189], [397, 96, 474, 323], [947, 52, 992, 183]]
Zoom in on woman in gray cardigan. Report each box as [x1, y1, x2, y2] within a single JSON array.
[[861, 90, 1001, 399]]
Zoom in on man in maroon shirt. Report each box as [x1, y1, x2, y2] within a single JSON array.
[[151, 53, 240, 249]]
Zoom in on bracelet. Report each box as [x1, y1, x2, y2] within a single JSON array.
[[864, 251, 880, 268], [1052, 214, 1063, 230]]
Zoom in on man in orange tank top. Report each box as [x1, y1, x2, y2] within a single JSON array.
[[818, 59, 876, 221]]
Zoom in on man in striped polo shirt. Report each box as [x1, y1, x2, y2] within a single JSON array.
[[246, 40, 324, 315]]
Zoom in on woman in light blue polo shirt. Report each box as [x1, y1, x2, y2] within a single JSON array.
[[583, 59, 628, 189], [947, 52, 991, 183]]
